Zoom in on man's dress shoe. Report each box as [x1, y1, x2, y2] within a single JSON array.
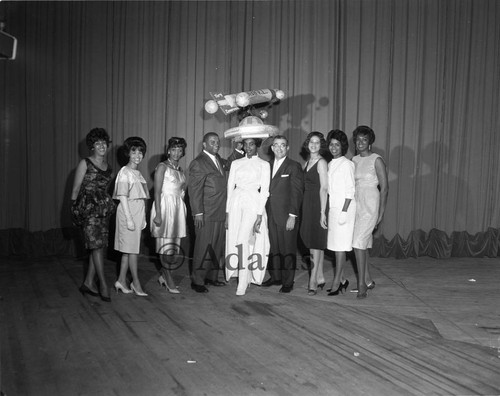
[[279, 285, 293, 293], [191, 283, 209, 293], [261, 279, 282, 287], [204, 279, 226, 286]]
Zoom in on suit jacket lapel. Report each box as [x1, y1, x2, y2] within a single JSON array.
[[201, 152, 221, 174], [271, 157, 288, 189]]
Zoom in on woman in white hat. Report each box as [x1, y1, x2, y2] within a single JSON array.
[[225, 131, 272, 296]]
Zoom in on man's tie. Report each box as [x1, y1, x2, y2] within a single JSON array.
[[215, 157, 224, 175]]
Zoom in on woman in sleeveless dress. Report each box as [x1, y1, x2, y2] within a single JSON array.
[[151, 137, 187, 294], [113, 137, 150, 297], [299, 132, 328, 295], [225, 138, 271, 296], [325, 130, 356, 296], [351, 126, 388, 298], [71, 128, 116, 302]]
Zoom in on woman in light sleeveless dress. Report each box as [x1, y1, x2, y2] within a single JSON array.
[[351, 126, 388, 299], [151, 137, 187, 294]]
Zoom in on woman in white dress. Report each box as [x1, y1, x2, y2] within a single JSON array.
[[326, 130, 356, 296], [225, 138, 271, 296], [352, 126, 388, 299], [151, 137, 187, 294]]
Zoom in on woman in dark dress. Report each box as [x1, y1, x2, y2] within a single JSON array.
[[300, 132, 328, 295], [71, 128, 116, 302]]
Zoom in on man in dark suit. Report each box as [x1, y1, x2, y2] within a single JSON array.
[[263, 135, 304, 293], [226, 139, 245, 171], [188, 132, 227, 293]]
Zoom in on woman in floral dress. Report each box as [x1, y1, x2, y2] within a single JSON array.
[[71, 128, 116, 302]]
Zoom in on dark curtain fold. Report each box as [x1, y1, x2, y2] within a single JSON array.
[[1, 0, 499, 258]]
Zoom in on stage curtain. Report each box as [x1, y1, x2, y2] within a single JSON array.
[[1, 0, 499, 258]]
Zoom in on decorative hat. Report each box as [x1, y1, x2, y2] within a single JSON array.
[[223, 116, 279, 140], [204, 88, 284, 141]]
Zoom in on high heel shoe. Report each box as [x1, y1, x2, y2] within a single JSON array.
[[100, 294, 111, 302], [114, 281, 132, 294], [98, 286, 111, 302], [327, 280, 349, 295], [351, 279, 372, 293], [317, 282, 325, 290], [130, 283, 148, 297], [356, 284, 368, 299], [236, 286, 248, 296], [79, 284, 99, 297], [158, 275, 180, 294], [327, 282, 344, 296]]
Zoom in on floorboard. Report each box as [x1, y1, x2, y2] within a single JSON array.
[[1, 255, 499, 395]]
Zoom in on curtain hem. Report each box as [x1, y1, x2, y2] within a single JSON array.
[[371, 228, 500, 259], [1, 227, 499, 259]]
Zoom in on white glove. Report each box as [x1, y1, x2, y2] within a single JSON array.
[[338, 211, 347, 225]]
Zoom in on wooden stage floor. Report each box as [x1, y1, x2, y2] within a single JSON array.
[[1, 254, 499, 396]]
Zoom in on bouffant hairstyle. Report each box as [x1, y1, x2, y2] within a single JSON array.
[[353, 125, 376, 145], [302, 131, 327, 153], [243, 137, 263, 148], [86, 128, 111, 150], [124, 136, 147, 156], [167, 137, 187, 157], [327, 129, 349, 156]]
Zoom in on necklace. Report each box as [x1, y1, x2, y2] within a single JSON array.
[[307, 156, 320, 170], [167, 158, 179, 170]]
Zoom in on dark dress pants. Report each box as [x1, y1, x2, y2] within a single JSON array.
[[192, 220, 225, 285], [267, 217, 299, 288]]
